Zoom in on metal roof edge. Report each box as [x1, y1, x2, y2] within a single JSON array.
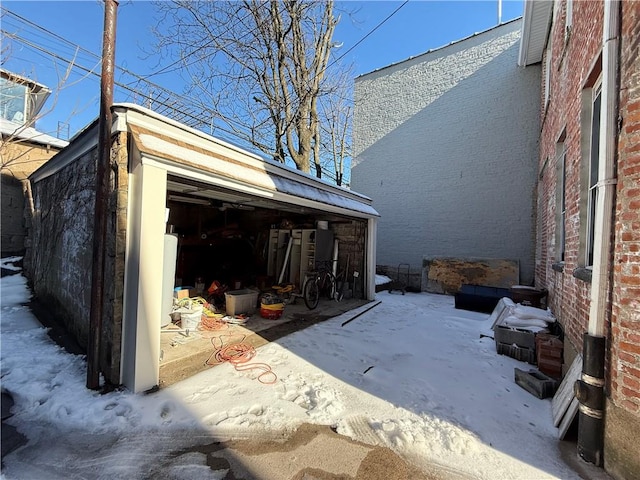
[[114, 103, 373, 206], [0, 119, 69, 149], [29, 121, 99, 183]]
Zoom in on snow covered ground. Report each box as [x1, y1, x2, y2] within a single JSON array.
[[1, 260, 585, 479]]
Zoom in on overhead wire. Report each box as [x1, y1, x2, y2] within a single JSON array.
[[2, 2, 408, 174], [328, 0, 409, 70]]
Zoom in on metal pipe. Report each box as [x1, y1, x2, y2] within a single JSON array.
[[87, 0, 118, 390], [588, 0, 619, 338], [575, 334, 606, 465], [577, 0, 620, 465]]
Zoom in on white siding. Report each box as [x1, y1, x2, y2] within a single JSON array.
[[352, 20, 541, 284]]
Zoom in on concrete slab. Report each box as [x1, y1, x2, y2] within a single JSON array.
[[179, 423, 449, 480], [159, 298, 370, 388]]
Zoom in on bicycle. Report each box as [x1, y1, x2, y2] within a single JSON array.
[[303, 260, 345, 310]]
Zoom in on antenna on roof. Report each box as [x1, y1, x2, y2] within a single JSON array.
[[57, 121, 70, 140]]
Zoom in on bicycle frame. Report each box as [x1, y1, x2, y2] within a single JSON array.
[[303, 261, 341, 310]]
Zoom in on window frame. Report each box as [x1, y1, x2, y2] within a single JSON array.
[[580, 78, 602, 269], [555, 132, 567, 262], [565, 0, 573, 39]]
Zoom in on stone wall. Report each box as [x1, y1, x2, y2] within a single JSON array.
[[332, 219, 367, 298], [28, 146, 97, 349], [352, 19, 540, 286], [101, 132, 129, 383], [26, 132, 128, 386]]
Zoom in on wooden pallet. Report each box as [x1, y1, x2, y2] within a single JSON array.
[[552, 354, 583, 439]]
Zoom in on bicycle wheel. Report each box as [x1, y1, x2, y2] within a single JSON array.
[[303, 277, 320, 310]]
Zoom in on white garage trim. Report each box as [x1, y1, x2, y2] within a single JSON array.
[[116, 104, 379, 392]]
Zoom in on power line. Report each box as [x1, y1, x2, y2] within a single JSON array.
[[328, 0, 409, 69], [2, 2, 405, 176]]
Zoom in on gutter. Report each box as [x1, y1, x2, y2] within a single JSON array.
[[574, 0, 620, 466], [517, 0, 535, 66]]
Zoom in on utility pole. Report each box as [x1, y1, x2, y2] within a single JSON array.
[[87, 0, 118, 390]]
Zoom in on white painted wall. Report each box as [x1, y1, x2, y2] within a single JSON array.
[[352, 20, 541, 284], [122, 159, 168, 393]]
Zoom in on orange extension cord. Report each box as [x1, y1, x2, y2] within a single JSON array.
[[205, 335, 277, 385], [200, 316, 228, 331]]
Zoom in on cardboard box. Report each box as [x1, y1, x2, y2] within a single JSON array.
[[225, 289, 259, 315], [174, 287, 197, 300]]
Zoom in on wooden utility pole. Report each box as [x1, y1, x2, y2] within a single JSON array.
[[87, 0, 118, 390]]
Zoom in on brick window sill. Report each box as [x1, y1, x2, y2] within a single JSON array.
[[573, 267, 592, 284]]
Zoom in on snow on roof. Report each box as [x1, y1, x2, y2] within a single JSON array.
[[135, 131, 378, 218], [0, 117, 68, 149]]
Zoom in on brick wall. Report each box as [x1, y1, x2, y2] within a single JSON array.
[[611, 0, 640, 417], [535, 0, 604, 353], [0, 141, 63, 255], [352, 20, 540, 285], [535, 1, 640, 477]]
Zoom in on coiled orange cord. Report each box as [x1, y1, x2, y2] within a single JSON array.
[[200, 316, 228, 331], [205, 335, 277, 384]]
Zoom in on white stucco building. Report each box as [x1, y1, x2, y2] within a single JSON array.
[[352, 19, 541, 289]]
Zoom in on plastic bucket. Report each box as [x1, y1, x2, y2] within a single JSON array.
[[181, 306, 202, 330], [260, 304, 284, 320]]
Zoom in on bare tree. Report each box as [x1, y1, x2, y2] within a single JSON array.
[[318, 69, 352, 185], [152, 0, 350, 176]]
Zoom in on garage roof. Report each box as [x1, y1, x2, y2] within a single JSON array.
[[120, 104, 378, 219], [31, 103, 379, 219]]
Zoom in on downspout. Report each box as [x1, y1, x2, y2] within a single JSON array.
[[574, 0, 619, 467]]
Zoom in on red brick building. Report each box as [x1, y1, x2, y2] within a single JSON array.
[[520, 1, 639, 478]]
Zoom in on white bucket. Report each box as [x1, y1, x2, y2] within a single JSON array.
[[181, 306, 202, 330]]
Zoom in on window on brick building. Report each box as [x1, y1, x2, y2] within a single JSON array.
[[544, 44, 552, 108], [555, 132, 567, 262], [582, 81, 602, 268]]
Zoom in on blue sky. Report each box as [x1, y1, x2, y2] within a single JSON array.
[[2, 0, 523, 141]]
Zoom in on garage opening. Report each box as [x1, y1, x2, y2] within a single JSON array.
[[159, 176, 371, 386], [165, 175, 368, 298]]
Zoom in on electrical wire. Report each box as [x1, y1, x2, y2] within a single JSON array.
[[2, 2, 408, 176], [206, 335, 277, 385], [328, 0, 409, 70]]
